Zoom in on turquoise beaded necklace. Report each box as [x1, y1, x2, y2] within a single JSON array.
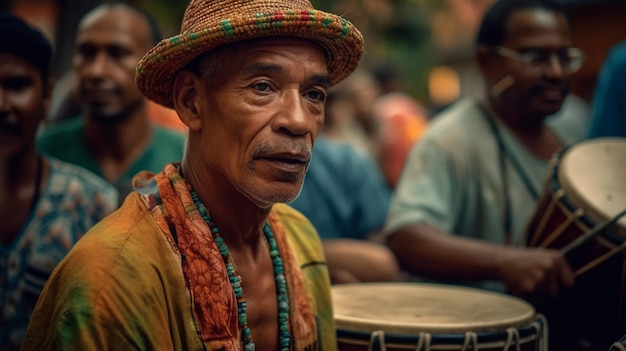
[[190, 190, 291, 351]]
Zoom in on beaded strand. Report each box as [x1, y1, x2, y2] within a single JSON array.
[[265, 224, 291, 350], [190, 190, 291, 351]]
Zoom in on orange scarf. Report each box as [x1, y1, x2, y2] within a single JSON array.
[[137, 164, 318, 350]]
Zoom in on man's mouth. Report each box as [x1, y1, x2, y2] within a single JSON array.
[[84, 89, 116, 103], [533, 84, 567, 104], [257, 152, 310, 172], [0, 120, 20, 135], [540, 88, 564, 101]]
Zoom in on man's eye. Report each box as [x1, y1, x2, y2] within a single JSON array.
[[77, 45, 96, 59], [252, 82, 271, 92], [6, 77, 32, 92], [108, 46, 131, 59], [306, 90, 325, 102], [523, 50, 550, 64], [557, 52, 574, 64], [524, 51, 550, 64]]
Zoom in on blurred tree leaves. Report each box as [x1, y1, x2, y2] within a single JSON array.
[[135, 0, 187, 36], [313, 0, 437, 102]]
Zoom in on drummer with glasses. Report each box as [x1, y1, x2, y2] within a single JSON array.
[[383, 0, 593, 350]]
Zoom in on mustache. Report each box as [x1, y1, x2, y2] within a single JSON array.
[[0, 119, 21, 135], [530, 82, 569, 95], [80, 80, 120, 94], [252, 141, 312, 161]]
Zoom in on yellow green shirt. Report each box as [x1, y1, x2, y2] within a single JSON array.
[[22, 165, 336, 351]]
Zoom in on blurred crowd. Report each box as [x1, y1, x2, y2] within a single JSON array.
[[2, 0, 626, 350]]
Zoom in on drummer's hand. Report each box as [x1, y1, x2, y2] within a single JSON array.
[[496, 247, 574, 301]]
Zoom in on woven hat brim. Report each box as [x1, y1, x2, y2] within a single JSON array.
[[136, 10, 364, 109]]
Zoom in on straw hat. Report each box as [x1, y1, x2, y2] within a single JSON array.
[[136, 0, 364, 108]]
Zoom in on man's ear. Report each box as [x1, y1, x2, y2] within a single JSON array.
[[173, 70, 203, 131]]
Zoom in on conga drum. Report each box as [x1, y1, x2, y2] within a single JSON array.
[[332, 282, 546, 351], [524, 137, 626, 348]]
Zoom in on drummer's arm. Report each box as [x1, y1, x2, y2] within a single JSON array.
[[387, 222, 574, 299], [388, 222, 507, 281]]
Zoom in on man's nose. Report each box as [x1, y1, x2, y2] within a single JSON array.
[[275, 92, 314, 136], [84, 52, 110, 78], [544, 53, 566, 78]]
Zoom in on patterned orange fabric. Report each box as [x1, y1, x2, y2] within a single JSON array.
[[142, 163, 317, 350]]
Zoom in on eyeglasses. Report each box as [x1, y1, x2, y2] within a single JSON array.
[[492, 46, 585, 74]]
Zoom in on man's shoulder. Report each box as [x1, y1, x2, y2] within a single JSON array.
[[272, 203, 326, 266], [273, 203, 311, 225], [37, 117, 85, 141], [606, 39, 626, 66], [73, 194, 162, 257], [47, 157, 119, 207], [311, 137, 378, 175], [420, 97, 488, 150], [37, 117, 86, 159], [48, 157, 114, 190], [272, 204, 320, 243]]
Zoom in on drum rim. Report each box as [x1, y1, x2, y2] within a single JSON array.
[[336, 319, 542, 346], [332, 282, 537, 334], [551, 138, 626, 243]]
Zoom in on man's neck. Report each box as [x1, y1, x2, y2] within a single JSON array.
[[484, 97, 544, 134], [84, 105, 153, 181], [85, 103, 151, 151], [0, 150, 39, 187], [182, 158, 271, 252], [482, 97, 562, 160]]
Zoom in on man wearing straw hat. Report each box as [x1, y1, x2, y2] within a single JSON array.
[[22, 0, 363, 350]]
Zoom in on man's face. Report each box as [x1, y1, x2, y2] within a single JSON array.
[[0, 54, 47, 159], [73, 7, 150, 124], [193, 38, 329, 208], [490, 9, 574, 120]]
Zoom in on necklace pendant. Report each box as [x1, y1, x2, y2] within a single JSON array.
[[244, 342, 255, 351]]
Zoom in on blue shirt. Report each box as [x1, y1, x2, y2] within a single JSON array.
[[289, 137, 391, 239], [588, 39, 626, 138]]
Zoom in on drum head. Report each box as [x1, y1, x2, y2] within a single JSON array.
[[558, 138, 626, 233], [332, 283, 536, 334]]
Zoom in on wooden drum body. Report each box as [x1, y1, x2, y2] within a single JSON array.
[[332, 283, 546, 351], [524, 137, 626, 346]]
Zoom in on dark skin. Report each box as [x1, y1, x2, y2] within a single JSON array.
[[0, 54, 51, 246], [388, 9, 575, 302], [480, 9, 572, 160], [72, 4, 154, 183], [173, 37, 329, 350]]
